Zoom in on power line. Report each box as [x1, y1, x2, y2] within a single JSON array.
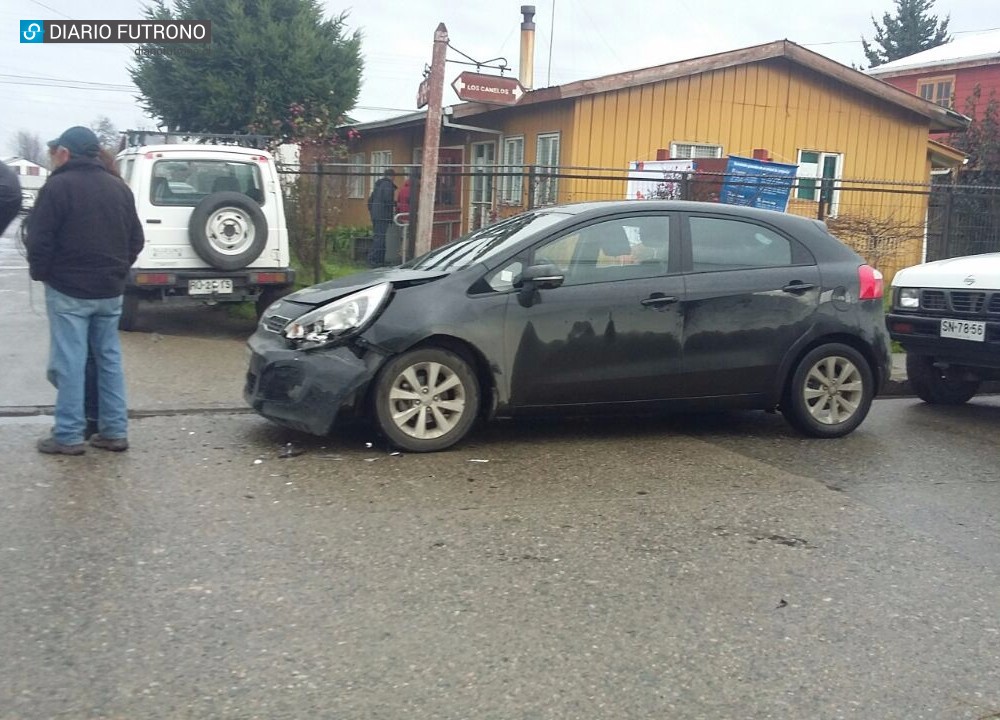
[[0, 73, 134, 91], [803, 26, 1000, 47], [0, 78, 136, 93]]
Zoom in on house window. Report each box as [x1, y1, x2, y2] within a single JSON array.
[[670, 142, 723, 159], [348, 152, 365, 199], [370, 150, 392, 194], [27, 166, 40, 176], [534, 132, 560, 206], [796, 150, 842, 215], [501, 136, 524, 205], [917, 76, 954, 108]]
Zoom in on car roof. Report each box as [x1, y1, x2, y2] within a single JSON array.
[[118, 144, 272, 159], [541, 199, 822, 228]]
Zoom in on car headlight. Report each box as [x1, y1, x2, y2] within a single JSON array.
[[284, 282, 391, 346], [897, 287, 919, 309]]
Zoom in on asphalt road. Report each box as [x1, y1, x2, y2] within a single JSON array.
[[3, 216, 999, 718]]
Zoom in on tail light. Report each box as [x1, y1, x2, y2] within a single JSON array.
[[858, 265, 883, 300]]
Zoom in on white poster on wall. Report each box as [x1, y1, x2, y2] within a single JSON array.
[[625, 159, 695, 200]]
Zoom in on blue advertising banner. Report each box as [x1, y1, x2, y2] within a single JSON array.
[[719, 156, 798, 212]]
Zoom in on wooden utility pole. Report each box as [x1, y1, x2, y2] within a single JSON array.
[[415, 23, 448, 257]]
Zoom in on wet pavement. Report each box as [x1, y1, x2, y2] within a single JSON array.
[[3, 405, 1000, 719]]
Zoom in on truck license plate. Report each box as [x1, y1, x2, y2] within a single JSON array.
[[940, 318, 985, 342], [189, 278, 233, 295]]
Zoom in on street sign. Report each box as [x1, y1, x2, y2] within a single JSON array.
[[450, 71, 525, 106], [416, 77, 430, 109]]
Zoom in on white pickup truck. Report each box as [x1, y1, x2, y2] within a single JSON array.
[[887, 254, 1000, 403]]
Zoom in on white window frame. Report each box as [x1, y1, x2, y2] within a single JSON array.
[[670, 141, 723, 160], [501, 135, 525, 205], [534, 132, 560, 207], [917, 75, 954, 108], [796, 149, 843, 216], [348, 152, 365, 199], [370, 150, 392, 194]]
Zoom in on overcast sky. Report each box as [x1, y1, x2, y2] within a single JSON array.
[[3, 0, 1000, 156]]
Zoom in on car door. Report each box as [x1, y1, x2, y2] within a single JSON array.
[[500, 213, 686, 408], [678, 213, 821, 398]]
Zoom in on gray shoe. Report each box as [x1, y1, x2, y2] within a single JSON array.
[[89, 434, 129, 452], [37, 436, 86, 456]]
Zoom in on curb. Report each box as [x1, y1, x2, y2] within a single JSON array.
[[0, 406, 253, 419]]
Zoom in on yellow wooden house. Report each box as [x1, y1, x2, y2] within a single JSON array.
[[340, 40, 968, 275]]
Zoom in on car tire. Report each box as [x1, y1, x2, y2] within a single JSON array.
[[782, 343, 874, 438], [119, 292, 139, 332], [373, 347, 480, 452], [188, 192, 268, 272], [906, 353, 980, 405], [256, 285, 292, 319]]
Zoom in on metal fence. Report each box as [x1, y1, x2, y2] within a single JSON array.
[[276, 162, 1000, 279]]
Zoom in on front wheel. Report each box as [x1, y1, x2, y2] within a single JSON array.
[[782, 343, 874, 438], [906, 353, 980, 404], [373, 348, 480, 452]]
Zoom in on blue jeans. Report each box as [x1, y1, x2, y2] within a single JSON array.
[[45, 285, 128, 445]]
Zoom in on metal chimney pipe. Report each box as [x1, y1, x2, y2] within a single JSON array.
[[519, 5, 535, 90]]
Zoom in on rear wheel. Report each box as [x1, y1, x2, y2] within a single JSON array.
[[119, 292, 139, 332], [782, 343, 874, 438], [906, 353, 980, 404], [373, 348, 480, 452]]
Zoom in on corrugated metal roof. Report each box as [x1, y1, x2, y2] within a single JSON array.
[[353, 39, 970, 134], [867, 29, 1000, 75]]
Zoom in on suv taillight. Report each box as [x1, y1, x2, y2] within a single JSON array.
[[858, 265, 883, 300]]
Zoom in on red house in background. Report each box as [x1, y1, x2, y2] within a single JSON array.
[[868, 29, 1000, 136]]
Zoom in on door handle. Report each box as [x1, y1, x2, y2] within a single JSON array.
[[782, 282, 816, 294], [641, 295, 679, 307], [145, 219, 162, 224]]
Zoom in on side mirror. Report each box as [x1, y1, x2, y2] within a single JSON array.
[[516, 263, 565, 291]]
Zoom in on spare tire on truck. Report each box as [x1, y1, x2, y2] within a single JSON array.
[[188, 191, 268, 271]]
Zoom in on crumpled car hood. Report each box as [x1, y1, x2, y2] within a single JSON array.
[[286, 267, 449, 306]]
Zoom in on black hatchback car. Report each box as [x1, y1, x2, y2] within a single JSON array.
[[245, 201, 891, 452]]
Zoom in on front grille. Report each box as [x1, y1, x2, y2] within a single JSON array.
[[264, 314, 290, 333], [988, 294, 1000, 314], [949, 291, 985, 313], [921, 290, 946, 311]]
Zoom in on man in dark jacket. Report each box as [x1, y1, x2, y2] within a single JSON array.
[[26, 126, 144, 455], [367, 168, 396, 266]]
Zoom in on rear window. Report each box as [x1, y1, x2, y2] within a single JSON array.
[[150, 159, 264, 206]]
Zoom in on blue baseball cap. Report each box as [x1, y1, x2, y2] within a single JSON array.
[[47, 126, 101, 157]]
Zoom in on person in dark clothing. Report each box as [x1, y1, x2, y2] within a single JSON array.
[[0, 159, 21, 234], [367, 168, 396, 266], [80, 148, 129, 440], [26, 126, 144, 455]]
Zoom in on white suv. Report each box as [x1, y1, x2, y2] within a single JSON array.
[[115, 131, 294, 330], [888, 253, 1000, 403]]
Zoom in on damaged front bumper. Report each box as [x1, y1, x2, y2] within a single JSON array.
[[244, 328, 386, 436]]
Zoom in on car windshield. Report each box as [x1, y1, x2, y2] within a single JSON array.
[[402, 211, 569, 271]]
